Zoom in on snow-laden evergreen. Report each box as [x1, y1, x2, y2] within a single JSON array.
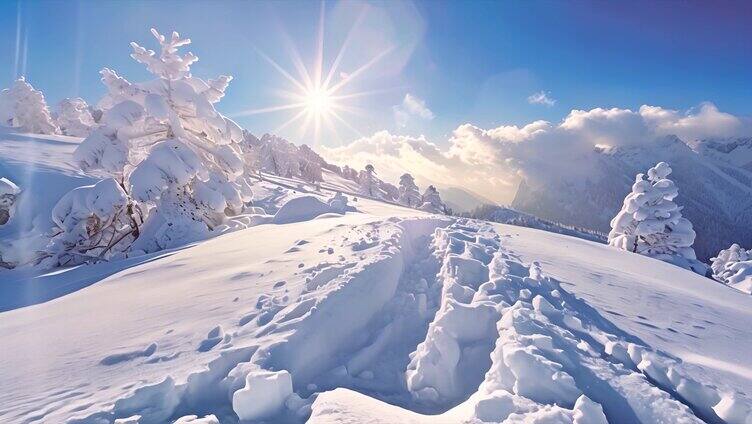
[[71, 28, 252, 253], [55, 98, 96, 137], [40, 178, 143, 268], [419, 184, 449, 214], [608, 162, 706, 274], [711, 244, 752, 294], [358, 164, 386, 199], [242, 133, 323, 183], [398, 173, 422, 208], [379, 180, 399, 202], [0, 77, 59, 134], [0, 177, 20, 226]]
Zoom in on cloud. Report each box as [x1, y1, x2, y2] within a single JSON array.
[[393, 93, 434, 127], [640, 102, 747, 141], [527, 91, 556, 107], [321, 103, 751, 204]]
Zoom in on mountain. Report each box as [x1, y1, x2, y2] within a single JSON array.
[[436, 186, 497, 213], [463, 203, 606, 243], [512, 135, 752, 261]]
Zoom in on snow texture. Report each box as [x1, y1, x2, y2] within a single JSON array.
[[2, 204, 750, 423]]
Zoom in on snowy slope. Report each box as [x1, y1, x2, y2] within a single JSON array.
[[1, 197, 751, 423], [0, 128, 96, 264]]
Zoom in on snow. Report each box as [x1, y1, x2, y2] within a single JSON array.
[[2, 188, 752, 423], [272, 194, 351, 225], [232, 370, 293, 421], [1, 102, 751, 422], [711, 244, 752, 294], [0, 130, 96, 267]]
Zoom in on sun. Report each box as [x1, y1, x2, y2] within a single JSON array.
[[305, 87, 334, 116], [230, 4, 394, 145]]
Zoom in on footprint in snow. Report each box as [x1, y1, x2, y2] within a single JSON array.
[[100, 342, 158, 365], [198, 325, 225, 352]]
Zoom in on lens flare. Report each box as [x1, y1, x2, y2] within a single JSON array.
[[231, 4, 394, 145]]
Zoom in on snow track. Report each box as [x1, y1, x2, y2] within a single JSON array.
[[5, 215, 751, 423]]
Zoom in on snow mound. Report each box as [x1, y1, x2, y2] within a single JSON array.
[[272, 193, 353, 225], [232, 370, 293, 421]]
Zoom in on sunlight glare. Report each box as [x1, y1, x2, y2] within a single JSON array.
[[305, 88, 333, 115], [230, 4, 394, 145]]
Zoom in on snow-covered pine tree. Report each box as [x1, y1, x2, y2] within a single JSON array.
[[420, 185, 449, 214], [40, 178, 143, 268], [55, 97, 96, 137], [608, 162, 706, 274], [0, 77, 59, 134], [340, 165, 359, 182], [297, 144, 324, 183], [710, 244, 752, 293], [398, 173, 422, 208], [0, 177, 21, 226], [380, 181, 399, 202], [358, 164, 386, 199], [73, 28, 252, 252]]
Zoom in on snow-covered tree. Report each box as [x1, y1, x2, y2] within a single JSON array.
[[340, 165, 359, 182], [297, 144, 324, 183], [72, 28, 251, 252], [359, 164, 386, 199], [608, 162, 706, 274], [380, 181, 399, 202], [55, 97, 96, 137], [300, 160, 323, 183], [0, 77, 58, 134], [398, 173, 422, 208], [0, 177, 21, 226], [40, 178, 143, 268], [710, 244, 752, 294], [242, 134, 323, 183], [420, 185, 449, 214]]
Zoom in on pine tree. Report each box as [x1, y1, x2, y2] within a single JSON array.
[[72, 28, 252, 252], [0, 177, 20, 226], [608, 162, 706, 274], [0, 77, 59, 134], [419, 185, 449, 214], [359, 164, 386, 199], [710, 244, 752, 293], [55, 98, 96, 137], [40, 178, 143, 268], [398, 173, 422, 207]]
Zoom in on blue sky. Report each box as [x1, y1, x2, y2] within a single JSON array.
[[1, 0, 750, 147]]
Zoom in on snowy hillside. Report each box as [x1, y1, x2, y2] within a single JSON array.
[[512, 135, 752, 261], [2, 192, 751, 423]]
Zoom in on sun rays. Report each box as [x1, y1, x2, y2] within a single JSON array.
[[232, 4, 393, 145]]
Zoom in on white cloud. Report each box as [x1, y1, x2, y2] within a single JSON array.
[[322, 103, 751, 205], [527, 91, 556, 107], [393, 93, 434, 127]]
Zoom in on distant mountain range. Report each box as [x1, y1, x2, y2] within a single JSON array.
[[511, 136, 752, 261], [463, 204, 606, 244]]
